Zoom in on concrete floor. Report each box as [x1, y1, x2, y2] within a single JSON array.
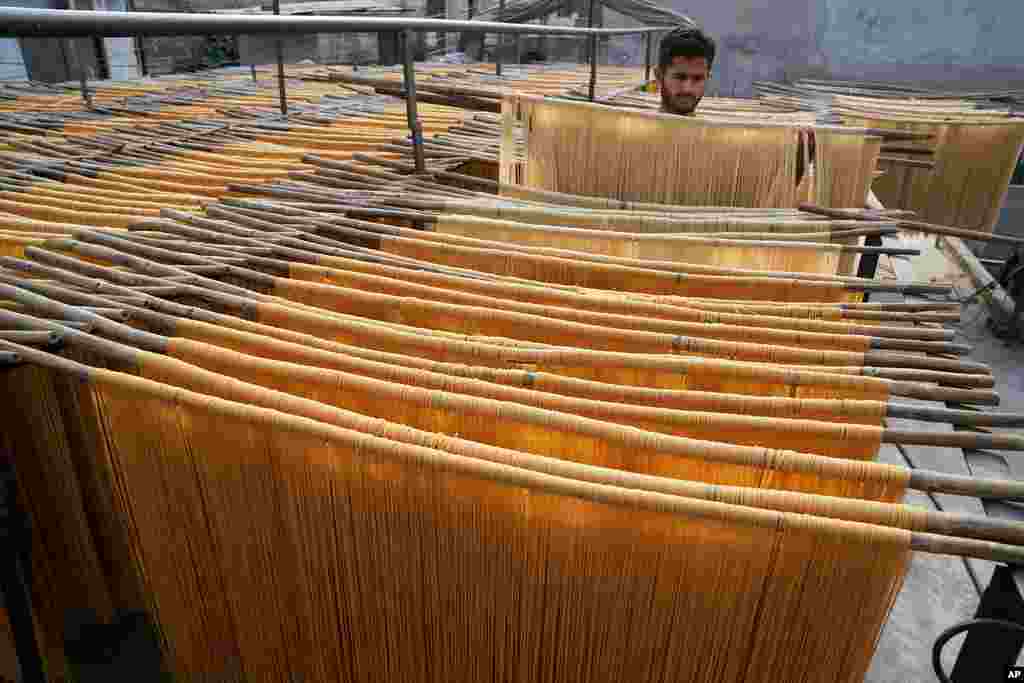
[[866, 293, 1024, 682]]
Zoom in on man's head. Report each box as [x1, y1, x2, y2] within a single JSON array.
[[655, 26, 715, 115]]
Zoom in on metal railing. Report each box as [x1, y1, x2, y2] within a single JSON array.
[[0, 7, 673, 172]]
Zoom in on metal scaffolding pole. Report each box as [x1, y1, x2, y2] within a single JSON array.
[[495, 0, 505, 77], [644, 31, 652, 83], [401, 28, 426, 174], [587, 0, 599, 101], [272, 0, 288, 117], [0, 8, 671, 39], [66, 39, 93, 108]]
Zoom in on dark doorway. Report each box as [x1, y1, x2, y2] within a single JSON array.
[[20, 36, 109, 83]]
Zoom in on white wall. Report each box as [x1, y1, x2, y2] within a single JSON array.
[[631, 0, 1024, 94], [820, 0, 1024, 85]]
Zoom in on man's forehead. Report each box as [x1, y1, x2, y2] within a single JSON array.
[[663, 56, 709, 74]]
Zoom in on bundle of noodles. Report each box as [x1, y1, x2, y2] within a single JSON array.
[[811, 129, 884, 273], [500, 94, 801, 207], [11, 255, 1008, 438], [0, 293, 1012, 469], [0, 205, 913, 307], [262, 198, 887, 280], [813, 130, 883, 209], [0, 77, 471, 218], [29, 223, 974, 378], [418, 213, 851, 275], [0, 257, 997, 410], [3, 327, 1024, 683], [318, 191, 883, 236], [0, 347, 917, 683], [131, 211, 950, 348], [203, 200, 935, 303], [839, 109, 1024, 233], [0, 205, 955, 344]]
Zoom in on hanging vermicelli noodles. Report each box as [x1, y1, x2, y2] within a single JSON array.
[[198, 202, 889, 292], [0, 205, 966, 358], [276, 255, 937, 344], [3, 271, 1002, 433], [812, 130, 884, 276], [1, 354, 913, 683], [86, 224, 960, 374], [152, 334, 890, 462], [198, 200, 952, 326], [11, 328, 1021, 537], [0, 284, 902, 477], [0, 361, 118, 682], [0, 268, 901, 400], [3, 68, 1020, 683], [812, 130, 883, 210], [843, 113, 1024, 232], [301, 219, 862, 302], [272, 259, 905, 351], [131, 311, 898, 426], [4, 253, 991, 407], [414, 204, 861, 234], [2, 265, 906, 429], [379, 199, 870, 235], [259, 267, 981, 382], [500, 94, 801, 207], [428, 214, 844, 274]]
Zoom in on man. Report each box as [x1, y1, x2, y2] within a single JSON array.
[[653, 27, 822, 191], [654, 26, 716, 116]]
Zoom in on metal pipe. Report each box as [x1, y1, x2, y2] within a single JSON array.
[[0, 8, 672, 38], [401, 28, 426, 174], [644, 31, 652, 82], [495, 0, 505, 77], [72, 39, 93, 108], [272, 0, 287, 117], [587, 0, 598, 101], [588, 34, 597, 101]]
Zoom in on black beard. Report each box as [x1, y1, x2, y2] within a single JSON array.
[[659, 89, 699, 116]]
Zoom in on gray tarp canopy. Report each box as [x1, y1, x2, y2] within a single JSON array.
[[471, 0, 691, 29]]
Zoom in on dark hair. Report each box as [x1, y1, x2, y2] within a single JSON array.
[[657, 26, 716, 71]]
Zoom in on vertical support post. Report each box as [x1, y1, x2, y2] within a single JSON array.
[[402, 29, 426, 174], [855, 232, 883, 303], [136, 37, 149, 77], [644, 31, 652, 83], [1, 455, 48, 683], [272, 0, 287, 117], [587, 0, 599, 101], [495, 0, 505, 77], [495, 33, 501, 77], [250, 63, 257, 83], [78, 62, 92, 109], [66, 39, 92, 109], [588, 34, 598, 101]]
